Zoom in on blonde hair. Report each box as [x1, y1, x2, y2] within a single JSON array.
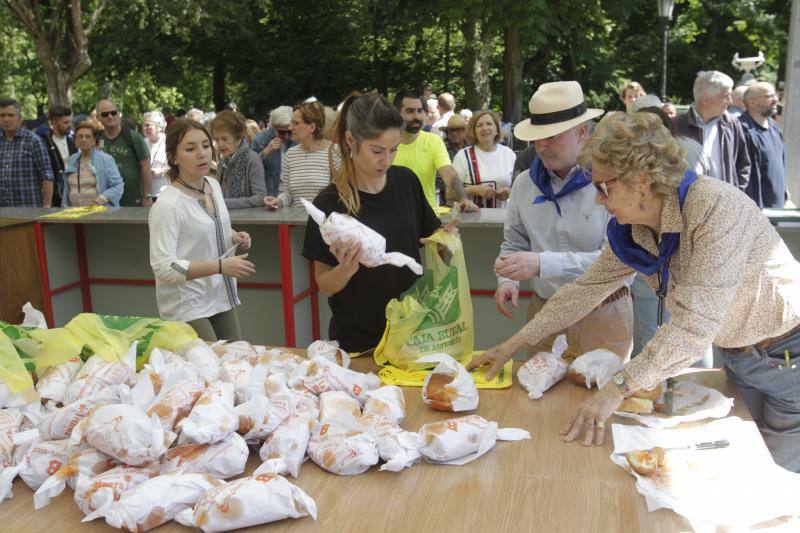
[[465, 110, 502, 145], [331, 92, 404, 215], [579, 112, 686, 197], [619, 81, 645, 100]]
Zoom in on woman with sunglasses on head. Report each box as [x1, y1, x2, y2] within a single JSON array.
[[469, 111, 800, 473], [210, 110, 266, 209], [149, 119, 255, 342], [302, 93, 450, 353], [264, 101, 340, 209]]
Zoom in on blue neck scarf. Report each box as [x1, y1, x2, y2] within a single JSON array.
[[530, 156, 591, 216], [606, 171, 697, 298]]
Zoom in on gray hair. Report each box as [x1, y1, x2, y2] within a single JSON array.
[[632, 94, 663, 112], [95, 98, 117, 112], [438, 92, 456, 111], [269, 105, 292, 127], [0, 98, 21, 115], [185, 108, 204, 122], [692, 71, 734, 102], [732, 85, 749, 106], [142, 110, 166, 131]]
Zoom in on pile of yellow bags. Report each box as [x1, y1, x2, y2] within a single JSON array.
[[0, 313, 197, 393]]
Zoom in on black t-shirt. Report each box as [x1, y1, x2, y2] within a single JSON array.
[[302, 166, 441, 352]]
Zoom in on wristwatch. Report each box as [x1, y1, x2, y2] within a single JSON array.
[[611, 371, 632, 397]]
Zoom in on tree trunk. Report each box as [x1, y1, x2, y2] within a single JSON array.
[[460, 16, 495, 110], [213, 58, 226, 111], [502, 23, 523, 134], [5, 0, 107, 107]]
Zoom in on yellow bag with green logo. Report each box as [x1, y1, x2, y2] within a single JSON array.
[[65, 313, 198, 370], [374, 230, 473, 370], [377, 355, 513, 389], [0, 324, 83, 393]]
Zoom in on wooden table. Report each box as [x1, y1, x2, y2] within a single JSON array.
[[3, 359, 757, 532]]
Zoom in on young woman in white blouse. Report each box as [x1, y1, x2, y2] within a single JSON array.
[[149, 119, 255, 341], [451, 110, 516, 208], [263, 101, 339, 209]]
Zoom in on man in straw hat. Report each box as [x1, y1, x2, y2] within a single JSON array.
[[440, 114, 468, 159], [493, 81, 633, 359]]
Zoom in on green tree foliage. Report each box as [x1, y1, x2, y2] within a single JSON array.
[[0, 0, 790, 124]]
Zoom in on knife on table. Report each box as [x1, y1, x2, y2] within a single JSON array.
[[663, 377, 675, 415]]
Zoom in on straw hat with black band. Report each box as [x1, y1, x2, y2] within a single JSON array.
[[439, 114, 467, 131], [513, 81, 604, 141]]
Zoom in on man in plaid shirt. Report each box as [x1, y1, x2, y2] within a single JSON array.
[[0, 98, 54, 207]]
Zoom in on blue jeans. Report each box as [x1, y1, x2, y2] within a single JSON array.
[[720, 328, 800, 473]]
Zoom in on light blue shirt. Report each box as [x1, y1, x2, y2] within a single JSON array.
[[498, 165, 610, 298], [694, 108, 722, 179], [63, 148, 124, 207]]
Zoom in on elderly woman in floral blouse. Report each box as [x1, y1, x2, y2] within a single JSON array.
[[469, 112, 800, 472]]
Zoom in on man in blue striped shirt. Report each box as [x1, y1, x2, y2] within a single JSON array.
[[0, 98, 54, 207]]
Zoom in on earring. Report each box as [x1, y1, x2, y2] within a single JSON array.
[[349, 146, 354, 158], [639, 192, 647, 212]]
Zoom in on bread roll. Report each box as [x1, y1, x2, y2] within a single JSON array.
[[619, 397, 653, 414], [626, 450, 656, 475], [424, 372, 457, 411], [567, 369, 592, 387], [631, 384, 662, 402]]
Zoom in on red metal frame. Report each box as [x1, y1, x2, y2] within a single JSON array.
[[33, 222, 54, 327], [470, 289, 534, 298], [36, 221, 320, 348], [278, 224, 295, 347], [74, 225, 93, 312]]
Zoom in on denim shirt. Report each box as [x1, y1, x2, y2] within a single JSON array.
[[63, 148, 124, 207], [250, 127, 297, 196]]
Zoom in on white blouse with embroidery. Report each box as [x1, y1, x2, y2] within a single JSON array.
[[148, 178, 240, 322]]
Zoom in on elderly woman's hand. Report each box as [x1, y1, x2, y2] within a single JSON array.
[[465, 334, 525, 381], [262, 137, 282, 158], [559, 382, 624, 446]]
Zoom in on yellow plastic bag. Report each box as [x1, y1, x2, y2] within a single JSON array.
[[0, 322, 83, 392], [65, 313, 197, 370], [0, 330, 34, 393], [377, 354, 513, 389], [374, 230, 474, 370]]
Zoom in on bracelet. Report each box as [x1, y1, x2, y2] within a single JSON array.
[[218, 258, 222, 274]]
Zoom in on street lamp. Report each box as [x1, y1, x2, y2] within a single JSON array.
[[657, 0, 675, 102]]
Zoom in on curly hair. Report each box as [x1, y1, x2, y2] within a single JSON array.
[[579, 112, 686, 197]]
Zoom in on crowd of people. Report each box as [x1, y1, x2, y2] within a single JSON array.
[[0, 67, 795, 472]]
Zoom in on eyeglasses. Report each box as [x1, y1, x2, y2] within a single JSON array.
[[100, 110, 119, 118], [276, 129, 292, 137], [593, 178, 618, 198]]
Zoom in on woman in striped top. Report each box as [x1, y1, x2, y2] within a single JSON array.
[[264, 101, 340, 209]]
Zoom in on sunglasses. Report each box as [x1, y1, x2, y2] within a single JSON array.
[[276, 129, 292, 136], [593, 178, 618, 199], [100, 110, 119, 118]]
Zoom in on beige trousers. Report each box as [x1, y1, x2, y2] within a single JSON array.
[[526, 291, 634, 362]]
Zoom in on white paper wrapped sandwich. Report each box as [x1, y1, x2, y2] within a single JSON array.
[[301, 198, 423, 275]]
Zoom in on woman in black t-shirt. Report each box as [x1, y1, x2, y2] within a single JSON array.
[[302, 93, 444, 353]]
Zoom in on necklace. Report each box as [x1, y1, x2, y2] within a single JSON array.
[[176, 177, 208, 208]]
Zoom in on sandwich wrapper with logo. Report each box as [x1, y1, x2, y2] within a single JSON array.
[[374, 231, 510, 388], [300, 198, 423, 275]]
